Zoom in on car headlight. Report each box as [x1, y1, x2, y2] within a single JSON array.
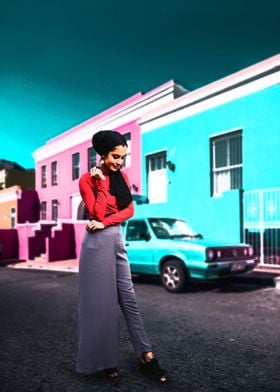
[[243, 248, 248, 256], [216, 250, 222, 258]]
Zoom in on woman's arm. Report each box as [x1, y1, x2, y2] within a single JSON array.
[[103, 201, 134, 227], [79, 173, 107, 222]]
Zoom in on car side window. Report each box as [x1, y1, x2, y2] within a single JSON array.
[[126, 220, 151, 241]]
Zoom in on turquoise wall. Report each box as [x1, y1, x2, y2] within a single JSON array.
[[136, 84, 280, 243]]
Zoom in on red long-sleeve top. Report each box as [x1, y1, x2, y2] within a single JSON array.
[[79, 171, 134, 227]]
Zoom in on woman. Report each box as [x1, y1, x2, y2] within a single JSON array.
[[76, 130, 167, 383]]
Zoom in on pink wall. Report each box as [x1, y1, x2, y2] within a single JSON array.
[[36, 140, 91, 220]]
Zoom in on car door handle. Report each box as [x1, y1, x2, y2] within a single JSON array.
[[125, 243, 130, 246]]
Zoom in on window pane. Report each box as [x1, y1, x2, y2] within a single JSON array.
[[214, 139, 227, 168], [41, 166, 47, 188], [52, 200, 58, 221], [51, 161, 57, 185], [126, 221, 149, 241], [88, 147, 96, 171], [229, 134, 242, 165], [41, 201, 47, 220], [230, 167, 242, 189], [215, 171, 230, 194], [72, 153, 80, 180]]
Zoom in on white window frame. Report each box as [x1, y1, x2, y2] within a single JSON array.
[[211, 130, 242, 196], [122, 132, 132, 168], [146, 150, 167, 203]]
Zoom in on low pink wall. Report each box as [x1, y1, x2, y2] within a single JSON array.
[[17, 223, 39, 260], [47, 223, 76, 261], [17, 222, 55, 260], [0, 229, 19, 261]]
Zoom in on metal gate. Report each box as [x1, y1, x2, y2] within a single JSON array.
[[244, 188, 280, 268]]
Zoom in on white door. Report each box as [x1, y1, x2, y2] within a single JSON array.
[[71, 194, 82, 220]]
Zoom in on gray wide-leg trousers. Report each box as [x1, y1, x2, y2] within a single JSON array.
[[76, 225, 152, 374]]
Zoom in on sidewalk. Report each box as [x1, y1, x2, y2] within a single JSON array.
[[5, 258, 79, 273], [4, 258, 280, 289], [233, 267, 280, 289]]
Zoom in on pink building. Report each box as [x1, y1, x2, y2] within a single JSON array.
[[16, 81, 185, 262]]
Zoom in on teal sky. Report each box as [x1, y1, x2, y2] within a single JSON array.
[[1, 0, 279, 168]]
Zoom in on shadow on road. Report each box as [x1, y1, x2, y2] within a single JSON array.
[[132, 274, 274, 294]]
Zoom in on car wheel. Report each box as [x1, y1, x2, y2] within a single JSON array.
[[160, 259, 188, 293]]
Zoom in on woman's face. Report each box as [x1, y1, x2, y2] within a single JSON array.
[[103, 144, 127, 172]]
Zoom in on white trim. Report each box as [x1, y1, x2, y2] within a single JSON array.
[[33, 82, 178, 162], [139, 72, 280, 133]]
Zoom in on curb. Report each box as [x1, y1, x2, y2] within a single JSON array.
[[3, 261, 280, 289], [232, 270, 280, 289], [275, 276, 280, 289]]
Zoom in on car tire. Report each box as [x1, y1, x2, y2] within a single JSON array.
[[160, 259, 188, 293]]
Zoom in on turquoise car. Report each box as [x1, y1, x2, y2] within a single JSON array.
[[122, 217, 257, 292]]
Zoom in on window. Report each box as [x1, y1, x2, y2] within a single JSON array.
[[41, 165, 47, 188], [72, 153, 80, 180], [52, 199, 59, 221], [87, 147, 96, 171], [146, 151, 167, 203], [41, 201, 47, 220], [210, 130, 242, 196], [51, 161, 58, 186], [126, 220, 150, 241], [122, 132, 131, 167]]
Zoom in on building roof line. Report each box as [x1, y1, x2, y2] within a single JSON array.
[[139, 54, 280, 126]]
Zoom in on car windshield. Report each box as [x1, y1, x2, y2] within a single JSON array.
[[148, 218, 202, 239]]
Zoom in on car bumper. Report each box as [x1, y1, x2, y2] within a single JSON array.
[[204, 258, 258, 279]]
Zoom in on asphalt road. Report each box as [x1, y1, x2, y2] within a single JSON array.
[[0, 268, 280, 392]]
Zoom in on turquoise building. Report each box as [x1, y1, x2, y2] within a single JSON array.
[[135, 54, 280, 267]]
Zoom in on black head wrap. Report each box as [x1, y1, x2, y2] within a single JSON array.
[[92, 130, 132, 210], [92, 130, 127, 156]]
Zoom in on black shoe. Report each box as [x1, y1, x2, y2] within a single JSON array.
[[139, 357, 167, 383]]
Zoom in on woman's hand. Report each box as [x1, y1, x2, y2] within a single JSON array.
[[90, 166, 105, 180], [86, 219, 105, 232]]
